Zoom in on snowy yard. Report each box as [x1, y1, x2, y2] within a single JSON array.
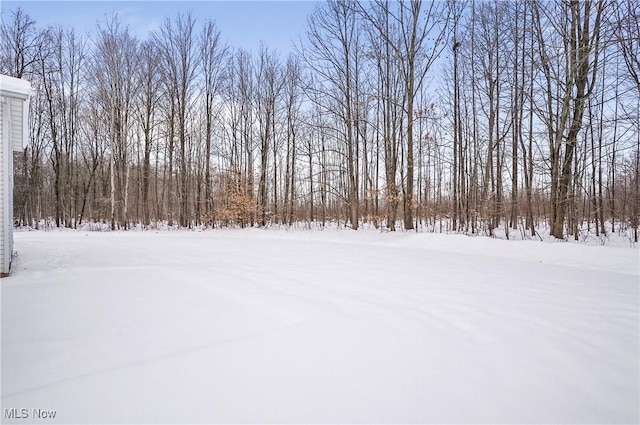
[[1, 229, 638, 424]]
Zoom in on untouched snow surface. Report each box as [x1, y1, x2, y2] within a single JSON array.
[[2, 229, 638, 424]]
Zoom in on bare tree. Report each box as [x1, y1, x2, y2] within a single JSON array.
[[200, 20, 227, 220], [153, 12, 199, 228], [135, 39, 161, 226], [255, 45, 282, 226], [534, 0, 605, 239], [615, 0, 640, 241], [0, 8, 45, 78], [93, 15, 138, 230], [283, 55, 303, 225], [7, 1, 639, 239], [361, 1, 404, 231], [300, 0, 364, 229], [359, 0, 449, 230]]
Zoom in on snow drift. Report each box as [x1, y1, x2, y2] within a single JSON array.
[[2, 229, 638, 423]]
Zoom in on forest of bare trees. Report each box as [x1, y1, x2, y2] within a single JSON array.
[[2, 0, 638, 241]]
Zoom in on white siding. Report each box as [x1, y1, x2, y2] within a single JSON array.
[[2, 94, 17, 275], [0, 97, 6, 274], [10, 97, 23, 152], [8, 121, 13, 269], [0, 183, 4, 274], [0, 75, 30, 276]]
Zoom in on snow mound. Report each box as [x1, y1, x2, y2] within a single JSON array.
[[2, 230, 638, 423]]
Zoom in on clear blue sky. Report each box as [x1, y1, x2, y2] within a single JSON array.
[[1, 1, 320, 54]]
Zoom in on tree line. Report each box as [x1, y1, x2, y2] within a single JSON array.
[[2, 0, 638, 241]]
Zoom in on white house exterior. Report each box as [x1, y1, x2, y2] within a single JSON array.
[[1, 75, 30, 277]]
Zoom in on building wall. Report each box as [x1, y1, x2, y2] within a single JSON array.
[[1, 95, 23, 275], [0, 97, 5, 275], [0, 75, 30, 276], [8, 98, 22, 270], [8, 106, 13, 272], [10, 97, 23, 151]]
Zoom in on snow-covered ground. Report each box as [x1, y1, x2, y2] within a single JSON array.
[[2, 229, 638, 424]]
